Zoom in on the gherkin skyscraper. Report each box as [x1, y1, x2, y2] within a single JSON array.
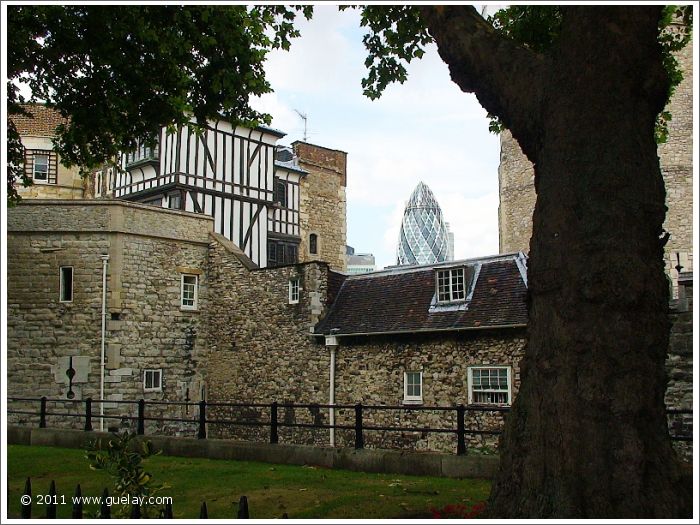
[[397, 181, 453, 266]]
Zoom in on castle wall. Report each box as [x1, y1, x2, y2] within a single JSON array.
[[294, 142, 347, 272], [497, 38, 693, 293], [7, 201, 213, 435]]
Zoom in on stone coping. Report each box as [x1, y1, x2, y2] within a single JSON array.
[[7, 426, 498, 480]]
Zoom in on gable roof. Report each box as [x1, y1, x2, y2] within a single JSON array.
[[12, 104, 67, 137], [314, 253, 528, 337]]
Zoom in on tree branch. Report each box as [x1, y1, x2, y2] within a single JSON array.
[[418, 5, 548, 162]]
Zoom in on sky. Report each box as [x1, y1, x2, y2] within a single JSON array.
[[250, 6, 502, 270]]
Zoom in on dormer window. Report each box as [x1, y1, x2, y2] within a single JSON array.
[[436, 268, 466, 303]]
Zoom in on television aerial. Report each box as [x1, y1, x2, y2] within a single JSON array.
[[294, 109, 308, 142]]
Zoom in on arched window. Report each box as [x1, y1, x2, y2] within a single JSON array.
[[309, 233, 318, 255]]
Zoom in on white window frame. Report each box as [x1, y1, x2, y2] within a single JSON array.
[[33, 153, 50, 182], [467, 366, 512, 406], [143, 369, 163, 392], [180, 274, 198, 310], [289, 277, 300, 304], [59, 266, 74, 303], [403, 371, 423, 403], [436, 267, 466, 303]]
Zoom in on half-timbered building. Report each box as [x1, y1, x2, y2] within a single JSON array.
[[102, 119, 307, 268]]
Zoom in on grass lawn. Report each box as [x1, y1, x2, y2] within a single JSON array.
[[7, 445, 491, 519]]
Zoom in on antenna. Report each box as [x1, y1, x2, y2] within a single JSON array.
[[294, 109, 308, 142]]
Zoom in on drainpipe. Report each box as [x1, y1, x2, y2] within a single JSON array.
[[99, 254, 110, 431], [325, 334, 339, 447]]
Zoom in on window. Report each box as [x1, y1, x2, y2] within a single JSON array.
[[468, 367, 511, 405], [309, 233, 318, 255], [126, 144, 159, 166], [436, 268, 466, 303], [33, 154, 49, 181], [289, 278, 300, 304], [181, 274, 198, 310], [168, 193, 181, 210], [274, 179, 287, 207], [143, 369, 162, 392], [267, 240, 298, 267], [403, 371, 423, 403], [59, 266, 73, 303], [144, 197, 162, 207]]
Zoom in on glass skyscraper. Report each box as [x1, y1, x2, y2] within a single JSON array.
[[397, 181, 453, 266]]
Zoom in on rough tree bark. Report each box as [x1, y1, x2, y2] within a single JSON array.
[[420, 5, 691, 518]]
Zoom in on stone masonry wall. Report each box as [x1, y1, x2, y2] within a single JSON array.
[[202, 234, 333, 445], [665, 276, 693, 461], [497, 37, 693, 293], [294, 141, 347, 272], [7, 201, 214, 436], [331, 331, 526, 454], [203, 239, 527, 453]]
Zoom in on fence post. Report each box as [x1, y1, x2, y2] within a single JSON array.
[[200, 501, 208, 519], [238, 495, 250, 518], [84, 399, 93, 432], [99, 488, 111, 518], [198, 400, 207, 439], [39, 396, 47, 429], [21, 477, 31, 519], [354, 403, 364, 450], [270, 402, 278, 444], [72, 484, 83, 519], [46, 480, 57, 519], [137, 399, 145, 435], [456, 405, 466, 455]]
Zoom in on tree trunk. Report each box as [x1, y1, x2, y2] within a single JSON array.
[[484, 8, 691, 517]]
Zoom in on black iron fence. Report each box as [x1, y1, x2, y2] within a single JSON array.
[[8, 397, 692, 456]]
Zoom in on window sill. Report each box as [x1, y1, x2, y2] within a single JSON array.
[[180, 307, 199, 313], [402, 399, 423, 405]]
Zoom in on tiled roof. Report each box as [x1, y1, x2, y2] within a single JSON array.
[[315, 253, 528, 336], [11, 104, 67, 137]]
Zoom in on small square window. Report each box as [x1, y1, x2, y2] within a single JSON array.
[[436, 268, 466, 303], [144, 369, 162, 392], [33, 154, 49, 181], [468, 366, 512, 405], [59, 266, 73, 302], [289, 278, 300, 304], [181, 274, 198, 310], [404, 371, 423, 403]]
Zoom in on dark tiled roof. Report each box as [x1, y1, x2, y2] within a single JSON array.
[[315, 254, 527, 336]]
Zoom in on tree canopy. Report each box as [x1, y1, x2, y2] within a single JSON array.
[[7, 4, 311, 203]]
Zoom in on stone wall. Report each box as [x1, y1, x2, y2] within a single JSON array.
[[202, 233, 333, 444], [497, 37, 693, 295], [331, 331, 526, 454], [665, 274, 693, 461], [294, 142, 347, 272], [7, 201, 214, 435]]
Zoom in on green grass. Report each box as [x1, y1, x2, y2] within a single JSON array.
[[7, 445, 491, 519]]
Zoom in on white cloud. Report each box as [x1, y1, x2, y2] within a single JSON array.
[[259, 5, 503, 269]]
